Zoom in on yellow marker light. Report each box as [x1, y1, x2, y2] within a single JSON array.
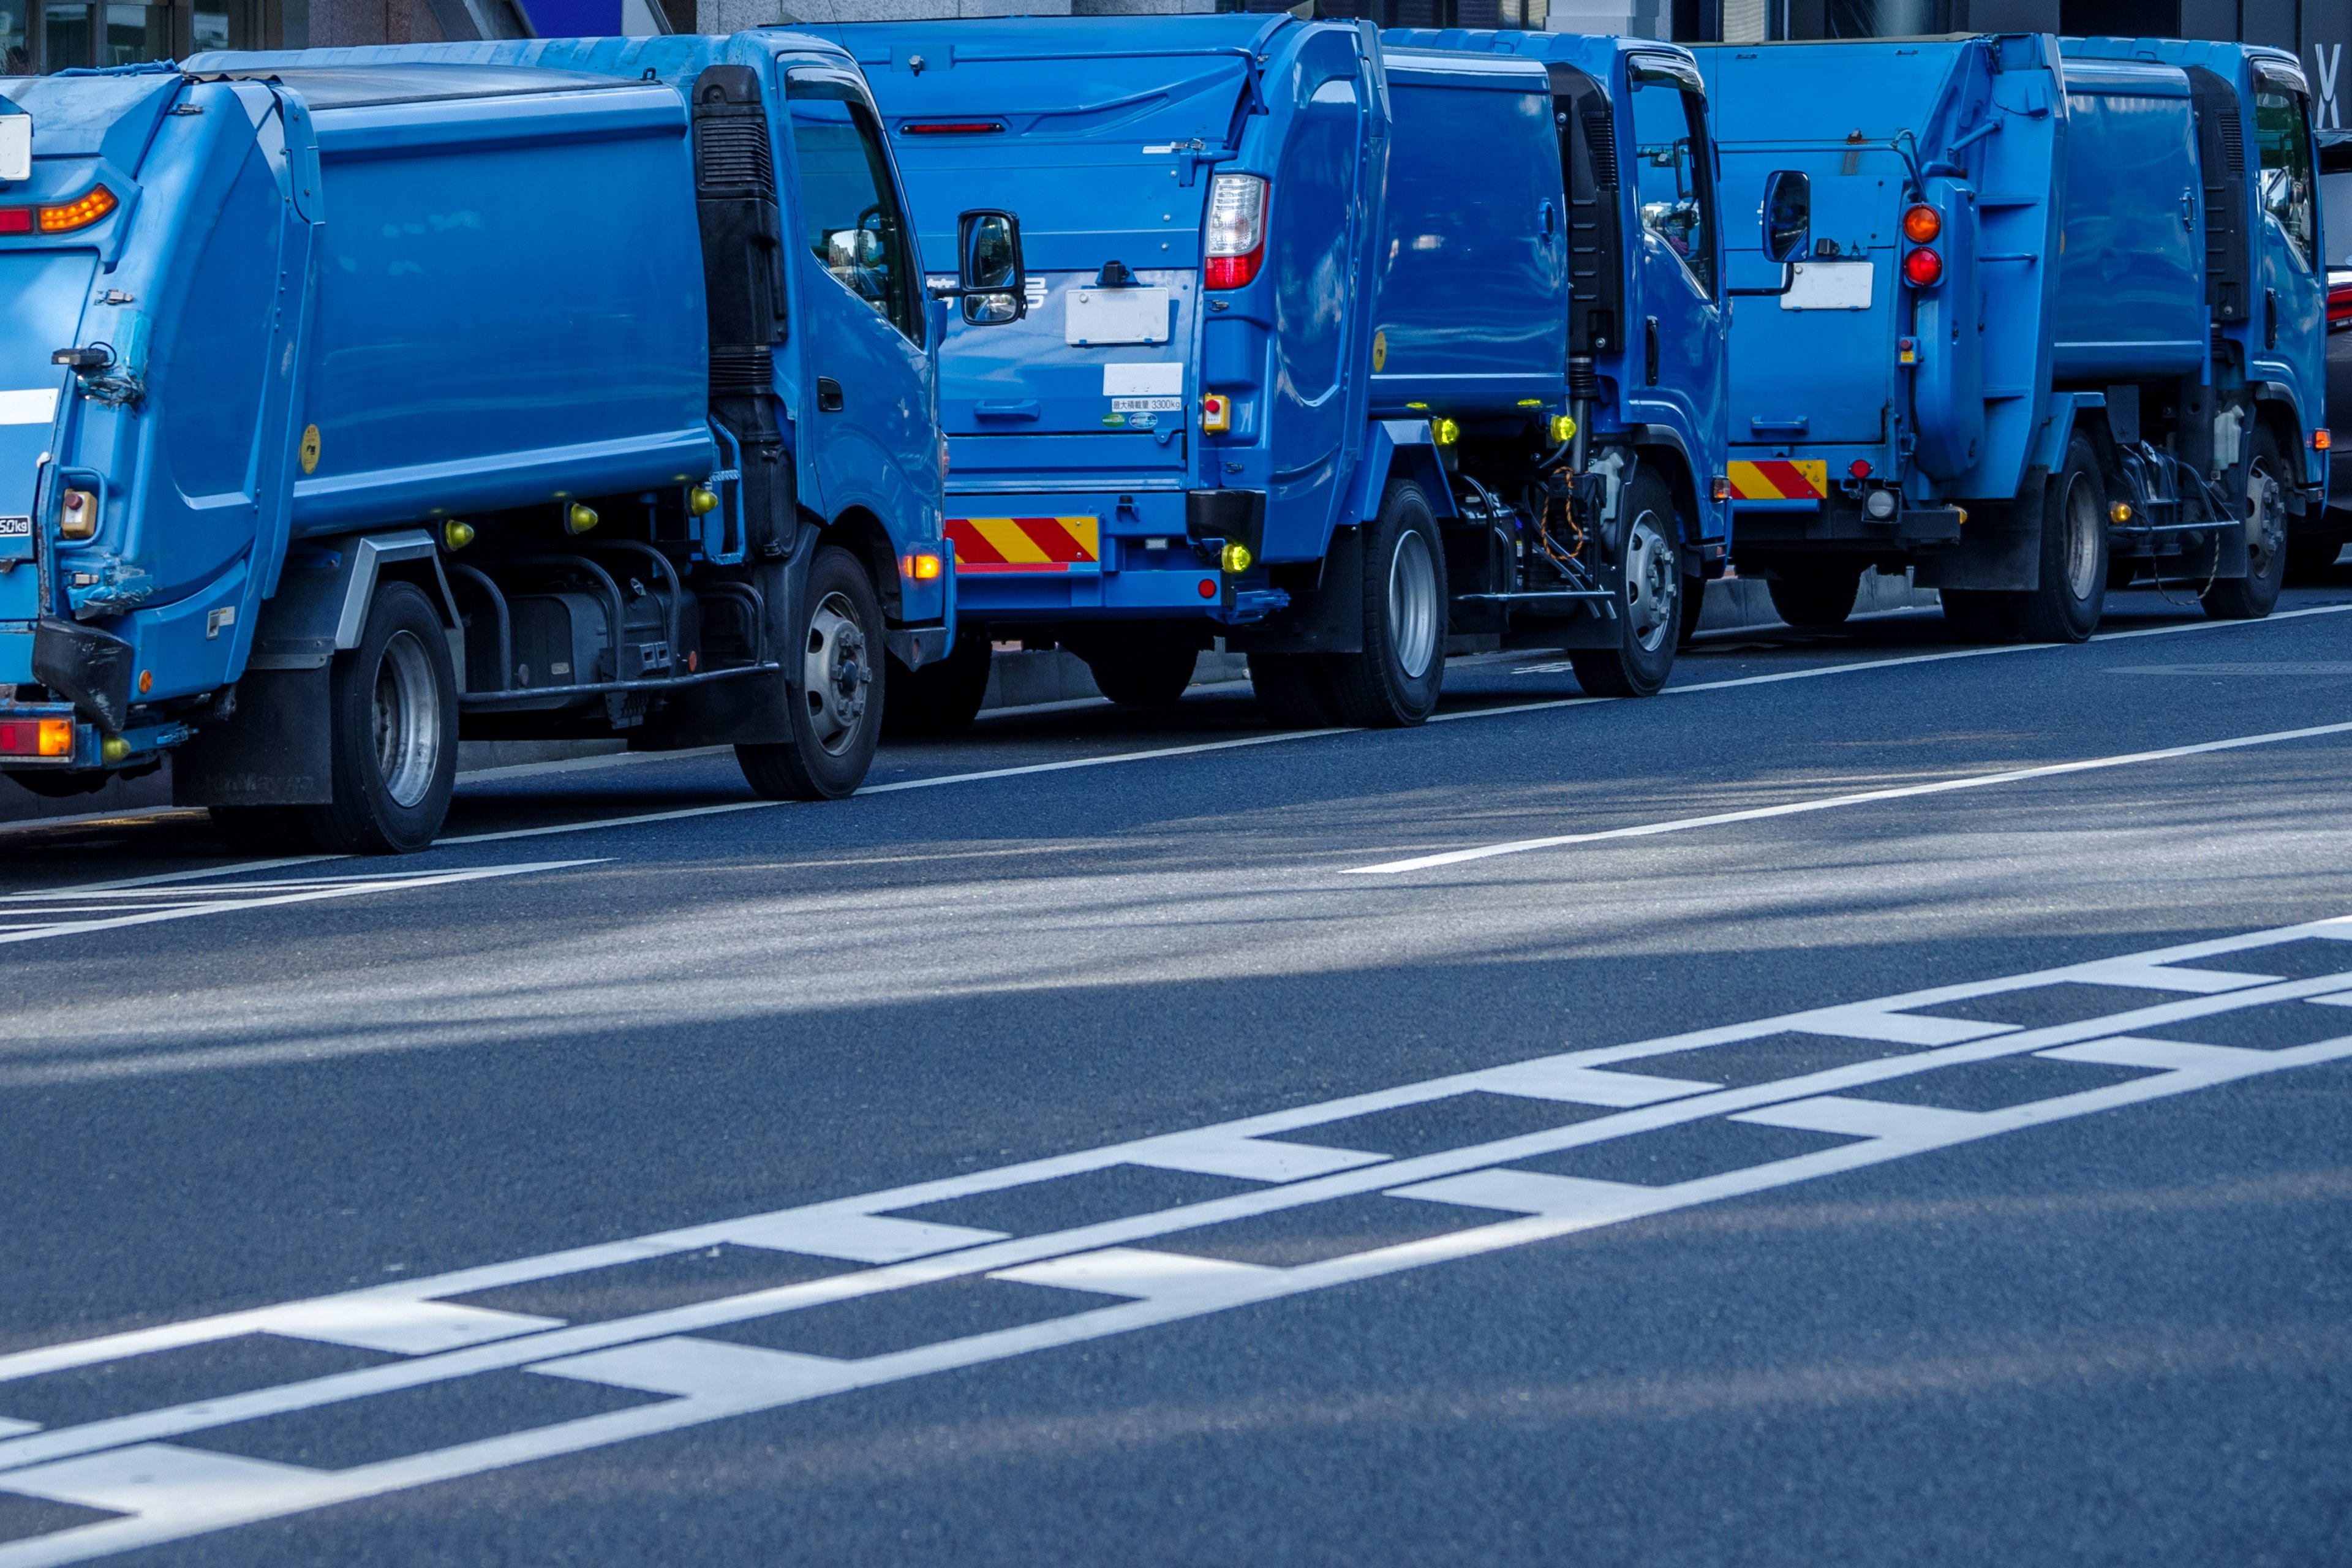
[[100, 735, 130, 764], [59, 489, 96, 540], [1221, 541, 1254, 575], [900, 549, 943, 581], [137, 669, 152, 695], [1406, 401, 1429, 411], [1548, 413, 1577, 445], [1431, 417, 1460, 447], [565, 503, 599, 535], [688, 486, 719, 516], [1953, 507, 1969, 526], [2109, 502, 2133, 524], [442, 520, 475, 551], [39, 184, 116, 233], [1200, 393, 1232, 434]]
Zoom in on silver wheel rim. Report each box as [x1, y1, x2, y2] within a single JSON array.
[[2248, 458, 2285, 571], [1387, 526, 1439, 680], [804, 590, 870, 756], [1624, 510, 1676, 654], [372, 630, 441, 810], [2061, 470, 2101, 600]]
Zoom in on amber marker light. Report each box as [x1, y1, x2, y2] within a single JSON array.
[[40, 185, 117, 233], [899, 549, 943, 581], [1901, 203, 1941, 244]]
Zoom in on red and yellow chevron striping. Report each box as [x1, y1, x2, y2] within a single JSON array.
[[945, 515, 1101, 574], [1728, 459, 1829, 501]]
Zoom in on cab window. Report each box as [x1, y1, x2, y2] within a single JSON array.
[[785, 71, 920, 344], [1629, 60, 1715, 296], [2254, 87, 2318, 271]]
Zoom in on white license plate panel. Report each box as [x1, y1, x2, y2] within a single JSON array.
[[1066, 286, 1172, 346], [1781, 260, 1875, 312]]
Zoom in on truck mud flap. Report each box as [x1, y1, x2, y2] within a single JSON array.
[[1224, 526, 1364, 655], [1912, 468, 2048, 593], [631, 537, 812, 749], [31, 617, 134, 733], [171, 666, 333, 806]]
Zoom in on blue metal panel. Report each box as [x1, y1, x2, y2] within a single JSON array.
[[1373, 50, 1567, 416], [2051, 61, 2205, 381], [293, 77, 709, 533]]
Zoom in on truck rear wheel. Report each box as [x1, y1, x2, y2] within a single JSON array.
[[1079, 627, 1201, 707], [737, 546, 882, 800], [1250, 652, 1343, 729], [1328, 481, 1446, 726], [2285, 528, 2346, 584], [881, 632, 990, 739], [1939, 588, 2016, 642], [303, 581, 457, 855], [1766, 564, 1861, 629], [2202, 427, 2286, 621], [1570, 470, 1681, 698], [2013, 434, 2108, 643]]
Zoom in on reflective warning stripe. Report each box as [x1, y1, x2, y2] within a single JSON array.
[[946, 516, 1099, 573], [1728, 459, 1829, 500]]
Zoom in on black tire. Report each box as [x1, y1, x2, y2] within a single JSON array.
[[2014, 432, 2108, 643], [210, 805, 316, 855], [737, 546, 883, 800], [1249, 651, 1343, 728], [1676, 573, 1707, 648], [2284, 529, 2347, 585], [1766, 565, 1862, 629], [1328, 480, 1447, 726], [881, 631, 990, 739], [1079, 628, 1200, 707], [2203, 426, 2288, 621], [301, 580, 458, 854], [1939, 587, 2017, 643], [1570, 468, 1681, 698]]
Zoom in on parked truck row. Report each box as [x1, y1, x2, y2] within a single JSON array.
[[0, 19, 2328, 851]]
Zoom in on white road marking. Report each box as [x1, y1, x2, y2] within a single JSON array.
[[32, 601, 2343, 892], [1, 918, 2348, 1565], [1346, 718, 2352, 874], [0, 863, 600, 944]]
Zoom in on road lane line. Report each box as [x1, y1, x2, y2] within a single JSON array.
[[2, 917, 2348, 1564], [29, 601, 2352, 891], [0, 862, 601, 945], [1345, 718, 2352, 875]]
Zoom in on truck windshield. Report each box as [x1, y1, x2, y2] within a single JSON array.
[[786, 70, 919, 344], [1629, 64, 1714, 296], [2255, 88, 2318, 271]]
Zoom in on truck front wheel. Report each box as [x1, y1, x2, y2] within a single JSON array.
[[2202, 426, 2287, 621], [737, 545, 883, 800], [1570, 470, 1681, 698], [1329, 480, 1446, 726], [305, 581, 457, 854], [1766, 564, 1862, 629]]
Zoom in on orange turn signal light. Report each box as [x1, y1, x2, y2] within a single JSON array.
[[1901, 203, 1941, 244], [2315, 428, 2332, 451], [900, 550, 943, 581], [39, 184, 117, 233], [0, 717, 74, 758]]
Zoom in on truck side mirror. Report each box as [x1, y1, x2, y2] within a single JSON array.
[[1763, 170, 1810, 263], [956, 209, 1026, 325]]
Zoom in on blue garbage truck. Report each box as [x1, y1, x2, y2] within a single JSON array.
[[830, 15, 1728, 728], [1694, 32, 2329, 641], [0, 40, 1022, 850]]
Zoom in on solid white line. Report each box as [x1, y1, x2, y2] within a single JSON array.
[[1346, 718, 2352, 874], [27, 601, 2351, 889]]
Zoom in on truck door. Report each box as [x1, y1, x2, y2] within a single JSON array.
[[2249, 66, 2324, 466], [777, 64, 940, 541], [1624, 56, 1725, 483], [1262, 31, 1368, 557]]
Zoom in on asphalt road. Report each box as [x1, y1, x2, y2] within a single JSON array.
[[3, 584, 2351, 1566]]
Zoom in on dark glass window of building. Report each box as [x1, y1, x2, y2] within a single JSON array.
[[14, 0, 277, 73]]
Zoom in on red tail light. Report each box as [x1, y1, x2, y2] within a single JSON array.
[[1902, 247, 1943, 287], [2328, 281, 2352, 332], [899, 121, 1005, 135], [1204, 173, 1267, 290]]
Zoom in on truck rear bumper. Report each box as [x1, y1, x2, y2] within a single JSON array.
[[947, 486, 1231, 622], [1732, 503, 1964, 552]]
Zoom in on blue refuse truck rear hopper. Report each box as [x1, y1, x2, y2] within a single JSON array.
[[839, 17, 1727, 725], [1, 42, 1016, 848], [1694, 32, 2328, 641]]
